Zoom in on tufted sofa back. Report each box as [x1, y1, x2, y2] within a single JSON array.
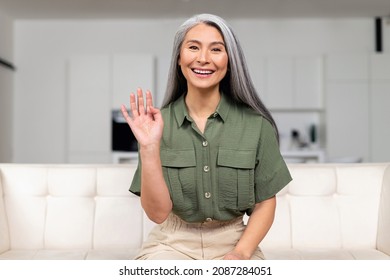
[[261, 163, 390, 256], [0, 164, 143, 253], [1, 163, 389, 259]]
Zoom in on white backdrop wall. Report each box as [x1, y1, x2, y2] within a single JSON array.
[[0, 10, 13, 163], [13, 18, 390, 163]]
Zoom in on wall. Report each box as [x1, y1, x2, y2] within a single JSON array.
[[383, 18, 390, 52], [0, 10, 13, 163], [13, 18, 390, 163]]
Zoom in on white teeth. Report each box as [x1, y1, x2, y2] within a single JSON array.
[[193, 69, 213, 75]]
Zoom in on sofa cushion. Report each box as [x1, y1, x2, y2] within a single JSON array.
[[94, 196, 143, 250], [5, 196, 46, 249], [2, 166, 48, 250], [263, 248, 390, 260], [0, 250, 38, 260], [45, 197, 95, 249], [0, 249, 138, 260], [86, 249, 138, 260], [290, 196, 342, 249]]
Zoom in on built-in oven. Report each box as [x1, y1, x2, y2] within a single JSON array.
[[111, 110, 138, 152]]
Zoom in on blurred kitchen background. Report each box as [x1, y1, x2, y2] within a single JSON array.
[[1, 0, 390, 164]]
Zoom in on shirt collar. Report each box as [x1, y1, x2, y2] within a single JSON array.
[[173, 92, 230, 127]]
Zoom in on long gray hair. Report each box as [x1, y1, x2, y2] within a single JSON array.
[[162, 13, 279, 140]]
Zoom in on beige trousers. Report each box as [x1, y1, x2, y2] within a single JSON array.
[[134, 213, 265, 260]]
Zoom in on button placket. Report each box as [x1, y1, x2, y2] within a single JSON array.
[[201, 135, 213, 221]]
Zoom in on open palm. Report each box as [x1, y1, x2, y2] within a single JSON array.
[[121, 89, 164, 148]]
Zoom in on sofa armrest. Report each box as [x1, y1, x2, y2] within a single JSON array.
[[377, 165, 390, 256], [0, 170, 10, 254]]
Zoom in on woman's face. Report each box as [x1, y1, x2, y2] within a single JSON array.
[[179, 23, 229, 93]]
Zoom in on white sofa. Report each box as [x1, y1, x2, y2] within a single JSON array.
[[0, 163, 389, 260]]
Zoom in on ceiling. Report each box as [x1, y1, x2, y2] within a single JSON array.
[[1, 0, 390, 20]]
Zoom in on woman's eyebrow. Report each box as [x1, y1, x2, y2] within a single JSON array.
[[185, 39, 225, 46], [210, 41, 225, 46]]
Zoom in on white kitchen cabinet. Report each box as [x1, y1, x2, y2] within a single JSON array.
[[294, 56, 323, 109], [246, 56, 266, 102], [265, 57, 294, 109], [371, 82, 390, 162], [67, 53, 155, 163], [325, 53, 390, 163], [325, 82, 370, 162], [325, 54, 370, 162], [67, 55, 111, 163], [155, 55, 171, 107], [325, 54, 369, 81], [265, 56, 323, 110], [370, 54, 390, 80], [112, 54, 155, 109], [0, 66, 13, 162], [370, 54, 390, 162]]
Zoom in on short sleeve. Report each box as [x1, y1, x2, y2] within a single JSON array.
[[129, 156, 141, 196], [254, 119, 292, 202]]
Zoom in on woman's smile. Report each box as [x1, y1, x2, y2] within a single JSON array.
[[192, 68, 215, 76]]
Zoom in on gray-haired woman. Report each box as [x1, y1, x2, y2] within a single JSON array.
[[121, 14, 292, 260]]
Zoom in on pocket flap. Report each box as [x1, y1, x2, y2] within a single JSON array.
[[218, 148, 256, 169], [161, 149, 196, 167]]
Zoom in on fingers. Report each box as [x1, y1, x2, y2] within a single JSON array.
[[126, 88, 154, 119], [136, 88, 145, 115], [145, 90, 153, 109], [129, 93, 139, 117], [120, 104, 133, 125], [145, 90, 155, 118]]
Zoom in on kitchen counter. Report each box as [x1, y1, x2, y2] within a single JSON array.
[[281, 149, 326, 163]]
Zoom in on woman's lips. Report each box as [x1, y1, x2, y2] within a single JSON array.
[[192, 68, 215, 75]]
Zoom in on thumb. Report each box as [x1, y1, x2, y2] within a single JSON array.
[[149, 106, 163, 123]]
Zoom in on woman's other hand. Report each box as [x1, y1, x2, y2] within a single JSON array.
[[121, 88, 164, 148], [223, 251, 249, 260]]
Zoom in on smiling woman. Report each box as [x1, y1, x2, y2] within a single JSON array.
[[177, 23, 229, 133], [121, 13, 292, 260]]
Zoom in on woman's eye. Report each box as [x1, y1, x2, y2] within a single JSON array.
[[189, 46, 198, 50], [212, 48, 222, 52]]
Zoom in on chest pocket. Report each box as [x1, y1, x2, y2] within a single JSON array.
[[161, 149, 198, 213], [217, 148, 256, 212]]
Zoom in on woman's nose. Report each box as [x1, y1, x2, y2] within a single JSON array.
[[197, 50, 209, 64]]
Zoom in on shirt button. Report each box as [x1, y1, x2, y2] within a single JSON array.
[[213, 112, 218, 118], [203, 165, 210, 172], [205, 192, 211, 199], [202, 140, 208, 147], [205, 217, 213, 222]]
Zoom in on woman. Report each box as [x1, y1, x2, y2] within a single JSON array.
[[121, 14, 292, 260]]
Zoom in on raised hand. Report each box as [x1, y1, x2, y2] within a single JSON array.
[[121, 88, 164, 148]]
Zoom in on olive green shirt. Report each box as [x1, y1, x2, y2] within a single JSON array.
[[130, 93, 292, 223]]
